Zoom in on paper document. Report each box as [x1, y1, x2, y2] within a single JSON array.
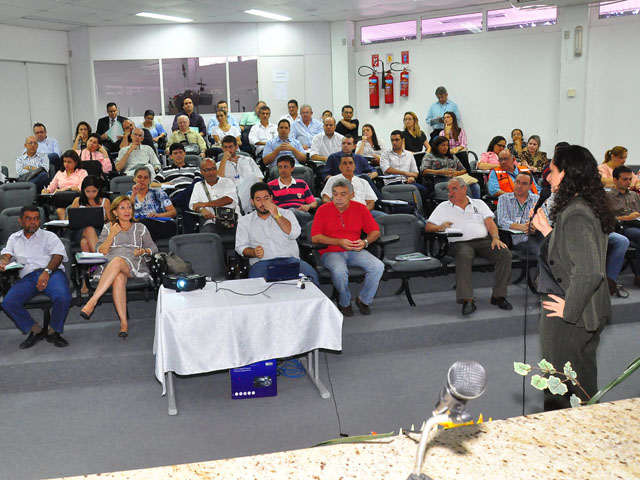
[[444, 228, 463, 234], [44, 220, 69, 227], [379, 199, 408, 205], [3, 262, 24, 270], [395, 252, 431, 261], [106, 122, 124, 143]]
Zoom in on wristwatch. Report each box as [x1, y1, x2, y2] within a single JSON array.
[[44, 268, 53, 275], [364, 239, 369, 248]]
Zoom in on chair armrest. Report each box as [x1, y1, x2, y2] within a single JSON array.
[[378, 234, 400, 245]]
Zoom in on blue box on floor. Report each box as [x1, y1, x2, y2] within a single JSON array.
[[230, 359, 277, 399]]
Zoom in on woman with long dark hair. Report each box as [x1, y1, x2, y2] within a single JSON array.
[[477, 135, 506, 171], [72, 121, 92, 151], [438, 111, 469, 171], [420, 136, 480, 198], [531, 145, 615, 411], [356, 124, 383, 165]]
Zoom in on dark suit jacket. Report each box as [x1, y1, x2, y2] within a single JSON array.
[[547, 197, 611, 331], [96, 115, 128, 136]]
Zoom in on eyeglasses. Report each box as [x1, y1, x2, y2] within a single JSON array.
[[201, 167, 216, 172]]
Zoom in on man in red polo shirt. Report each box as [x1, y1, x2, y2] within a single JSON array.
[[311, 179, 384, 316]]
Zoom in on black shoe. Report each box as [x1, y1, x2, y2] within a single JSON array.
[[355, 297, 371, 315], [118, 330, 129, 339], [46, 331, 69, 348], [461, 300, 476, 316], [19, 330, 46, 349], [491, 297, 513, 310], [80, 307, 94, 320], [339, 303, 353, 317]]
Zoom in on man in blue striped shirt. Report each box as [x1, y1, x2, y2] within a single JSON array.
[[496, 172, 541, 255]]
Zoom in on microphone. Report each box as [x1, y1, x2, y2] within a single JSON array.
[[532, 187, 551, 216], [409, 361, 487, 479]]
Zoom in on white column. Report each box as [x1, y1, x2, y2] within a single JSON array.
[[68, 27, 98, 128], [330, 21, 356, 114], [556, 5, 590, 144]]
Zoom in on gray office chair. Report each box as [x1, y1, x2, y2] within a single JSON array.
[[109, 176, 134, 198], [0, 182, 37, 213], [169, 233, 226, 280]]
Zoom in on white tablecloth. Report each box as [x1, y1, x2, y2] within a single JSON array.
[[153, 278, 343, 394]]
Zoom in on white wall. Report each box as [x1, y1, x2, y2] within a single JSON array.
[[68, 22, 332, 126], [354, 27, 561, 155], [0, 24, 68, 64], [585, 17, 640, 164]]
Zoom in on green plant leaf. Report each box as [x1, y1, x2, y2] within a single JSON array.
[[563, 362, 578, 385], [531, 374, 548, 390], [569, 394, 582, 408], [588, 355, 640, 405], [538, 359, 554, 374], [547, 375, 568, 395], [514, 362, 532, 376]]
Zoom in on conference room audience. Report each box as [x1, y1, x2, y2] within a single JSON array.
[[16, 136, 50, 191], [335, 105, 359, 138], [262, 119, 307, 166], [507, 128, 526, 159], [292, 104, 323, 149], [96, 102, 127, 154], [72, 121, 92, 151], [426, 177, 512, 316], [268, 156, 317, 227], [171, 97, 206, 136], [31, 123, 62, 171], [128, 166, 177, 240], [217, 136, 263, 212], [477, 136, 507, 170], [80, 195, 158, 338], [426, 86, 461, 139], [212, 110, 242, 146], [77, 133, 112, 175], [311, 179, 384, 316], [356, 124, 384, 165], [248, 105, 277, 156], [43, 150, 88, 219], [599, 146, 637, 190], [165, 115, 206, 156], [115, 128, 161, 178], [518, 135, 547, 172], [401, 111, 430, 155], [189, 158, 239, 236], [420, 136, 480, 199], [438, 111, 469, 171], [236, 182, 319, 285], [310, 117, 344, 162], [139, 109, 167, 148]]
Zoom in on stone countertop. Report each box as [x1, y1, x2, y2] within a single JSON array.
[[57, 397, 640, 480]]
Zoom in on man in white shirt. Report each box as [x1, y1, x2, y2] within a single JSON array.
[[426, 177, 512, 315], [235, 182, 319, 285], [189, 158, 238, 236], [206, 100, 239, 135], [0, 206, 71, 349], [310, 117, 344, 163], [115, 128, 161, 179], [217, 136, 263, 213], [321, 155, 384, 218], [15, 136, 50, 189], [280, 99, 300, 126], [249, 105, 277, 156]]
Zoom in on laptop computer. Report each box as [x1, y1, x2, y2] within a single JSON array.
[[68, 207, 105, 230], [265, 257, 300, 282]]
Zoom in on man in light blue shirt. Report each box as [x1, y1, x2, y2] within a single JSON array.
[[425, 86, 461, 140], [27, 123, 62, 171], [291, 104, 323, 149], [262, 119, 307, 166], [206, 100, 239, 135]]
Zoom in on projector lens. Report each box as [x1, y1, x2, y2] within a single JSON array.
[[177, 278, 186, 289]]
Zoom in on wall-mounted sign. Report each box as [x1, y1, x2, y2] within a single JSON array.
[[401, 51, 409, 64], [386, 53, 393, 63], [371, 54, 379, 67]]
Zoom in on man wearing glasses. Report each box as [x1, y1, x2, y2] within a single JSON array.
[[487, 149, 538, 197]]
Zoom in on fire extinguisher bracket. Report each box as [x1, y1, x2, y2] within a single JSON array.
[[358, 61, 406, 109]]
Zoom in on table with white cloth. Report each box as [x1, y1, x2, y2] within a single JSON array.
[[153, 277, 343, 415]]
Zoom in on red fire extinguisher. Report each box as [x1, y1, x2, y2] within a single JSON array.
[[384, 71, 394, 104], [368, 72, 379, 109], [400, 69, 409, 97]]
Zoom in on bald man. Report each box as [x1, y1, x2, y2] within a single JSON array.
[[15, 136, 50, 190], [115, 128, 161, 179], [309, 117, 344, 163]]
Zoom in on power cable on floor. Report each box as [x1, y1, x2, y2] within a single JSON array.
[[323, 351, 348, 437]]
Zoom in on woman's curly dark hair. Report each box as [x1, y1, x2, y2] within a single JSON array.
[[550, 145, 615, 234]]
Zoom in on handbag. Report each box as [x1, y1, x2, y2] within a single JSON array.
[[200, 179, 237, 229], [154, 252, 193, 275], [18, 166, 46, 182]]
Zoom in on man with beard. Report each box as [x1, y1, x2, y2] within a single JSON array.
[[235, 182, 319, 285]]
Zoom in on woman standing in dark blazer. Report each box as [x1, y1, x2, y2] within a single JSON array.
[[531, 145, 615, 411]]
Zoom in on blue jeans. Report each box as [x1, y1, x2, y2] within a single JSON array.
[[321, 250, 384, 307], [2, 270, 71, 334], [622, 227, 640, 274], [29, 171, 50, 192], [249, 258, 320, 286], [607, 232, 629, 281]]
